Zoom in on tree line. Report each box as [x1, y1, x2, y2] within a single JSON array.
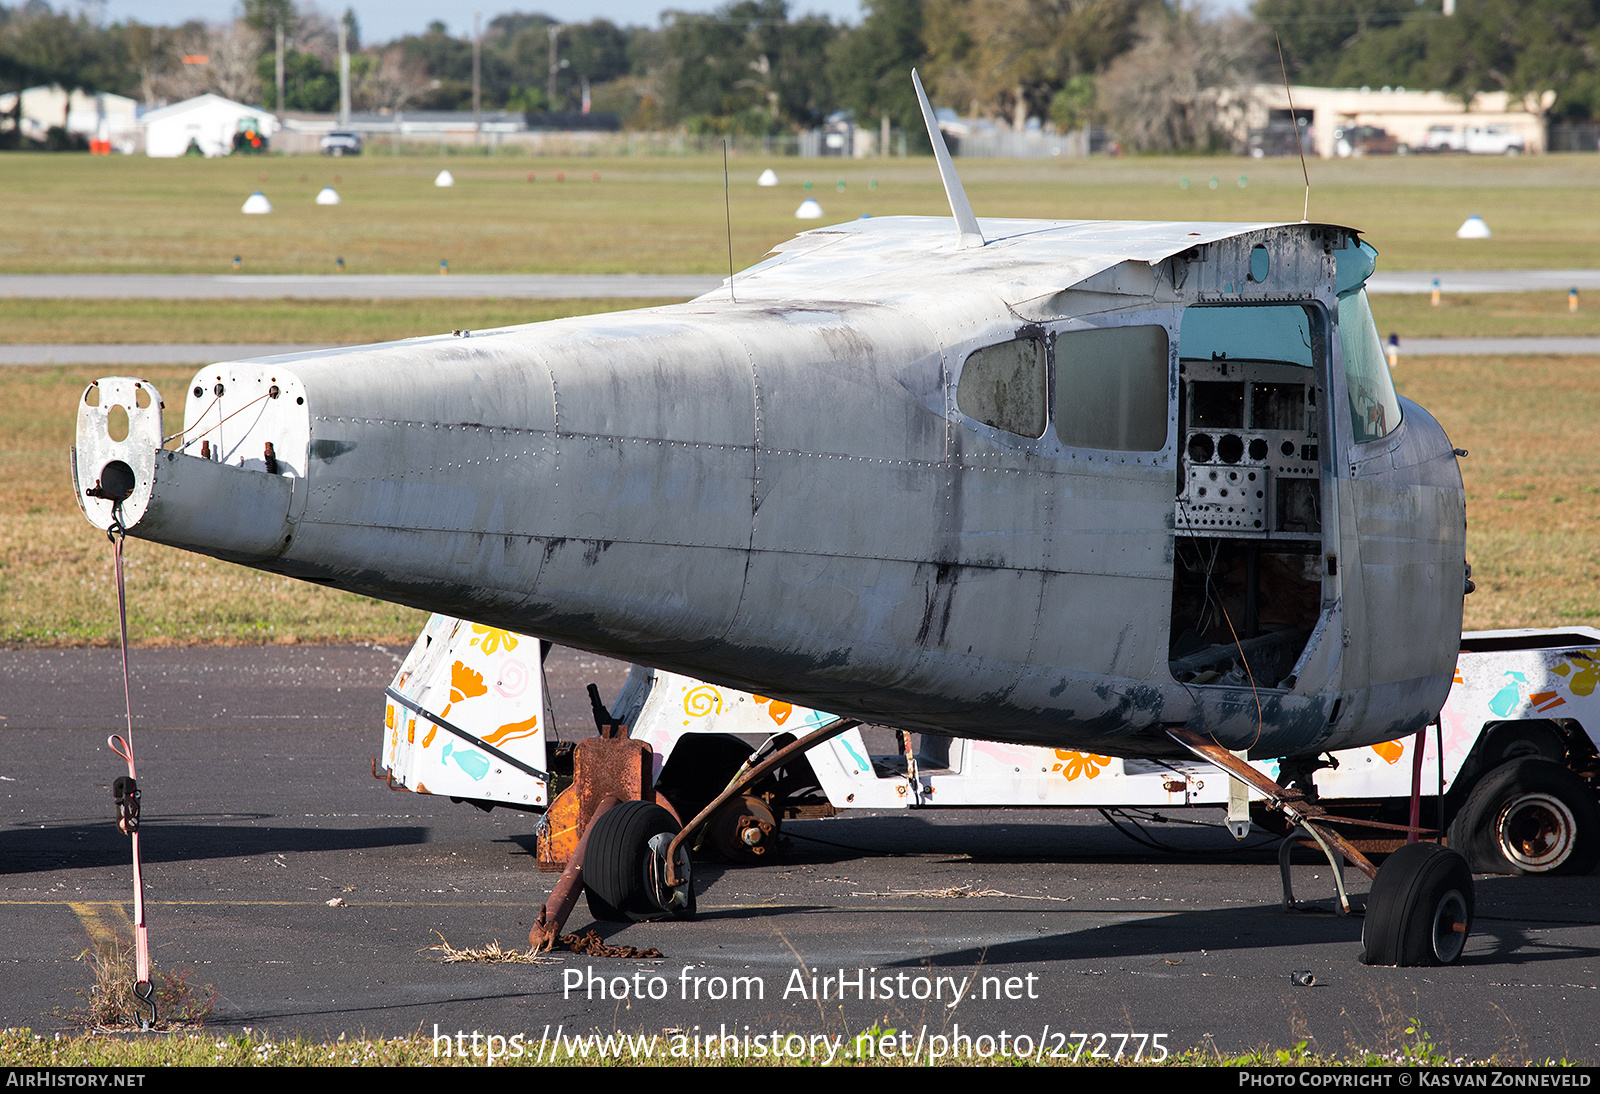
[[4, 0, 1598, 152]]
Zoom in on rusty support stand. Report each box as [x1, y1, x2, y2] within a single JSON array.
[[529, 794, 619, 953], [527, 722, 656, 947]]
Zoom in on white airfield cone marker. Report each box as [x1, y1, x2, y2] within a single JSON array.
[[241, 191, 273, 214], [1456, 215, 1491, 239], [315, 186, 340, 205], [435, 169, 455, 188], [757, 168, 779, 186], [795, 198, 823, 219]]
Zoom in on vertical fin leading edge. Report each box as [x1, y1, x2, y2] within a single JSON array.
[[911, 69, 984, 250]]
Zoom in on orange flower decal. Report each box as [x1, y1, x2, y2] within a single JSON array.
[[1051, 750, 1113, 781], [442, 660, 487, 716], [753, 695, 792, 725]]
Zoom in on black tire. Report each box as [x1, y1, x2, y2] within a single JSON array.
[[583, 801, 683, 923], [1361, 842, 1473, 966], [1449, 758, 1599, 876]]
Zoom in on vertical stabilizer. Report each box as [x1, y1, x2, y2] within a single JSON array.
[[911, 69, 984, 250]]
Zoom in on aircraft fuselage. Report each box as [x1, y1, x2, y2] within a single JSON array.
[[74, 217, 1465, 760]]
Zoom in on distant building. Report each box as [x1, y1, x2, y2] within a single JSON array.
[[1240, 85, 1552, 158], [524, 111, 620, 132], [0, 86, 138, 147], [141, 94, 278, 158]]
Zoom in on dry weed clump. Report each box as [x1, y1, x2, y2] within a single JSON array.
[[59, 940, 217, 1033], [424, 934, 552, 964]]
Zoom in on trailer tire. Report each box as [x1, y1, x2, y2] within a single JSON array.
[[584, 801, 688, 923], [1448, 758, 1598, 876], [1360, 842, 1473, 967]]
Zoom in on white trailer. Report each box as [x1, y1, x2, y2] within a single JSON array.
[[379, 618, 1600, 878]]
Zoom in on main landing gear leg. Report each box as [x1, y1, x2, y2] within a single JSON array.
[[1165, 726, 1474, 967]]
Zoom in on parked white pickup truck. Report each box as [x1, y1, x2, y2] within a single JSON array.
[[379, 618, 1599, 877], [1425, 125, 1526, 155]]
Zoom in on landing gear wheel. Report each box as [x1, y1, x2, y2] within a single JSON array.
[[1448, 758, 1599, 876], [1360, 842, 1473, 967], [584, 801, 694, 922]]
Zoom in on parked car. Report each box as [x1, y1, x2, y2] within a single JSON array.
[[1247, 119, 1312, 158], [1332, 124, 1406, 157], [319, 130, 362, 156]]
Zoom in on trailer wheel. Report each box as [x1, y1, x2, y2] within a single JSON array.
[[584, 801, 692, 922], [1448, 758, 1599, 876], [1360, 842, 1473, 967]]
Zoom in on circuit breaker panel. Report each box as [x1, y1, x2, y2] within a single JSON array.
[[1175, 357, 1322, 542]]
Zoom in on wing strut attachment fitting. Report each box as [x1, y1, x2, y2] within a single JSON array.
[[911, 69, 984, 250]]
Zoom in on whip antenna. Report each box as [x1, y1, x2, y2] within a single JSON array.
[[723, 139, 735, 304], [1277, 34, 1310, 223]]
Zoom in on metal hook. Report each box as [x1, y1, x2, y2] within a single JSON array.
[[105, 500, 127, 544], [133, 978, 157, 1030]]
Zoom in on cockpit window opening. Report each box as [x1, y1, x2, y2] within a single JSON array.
[[1053, 325, 1169, 452], [1337, 289, 1403, 443], [956, 335, 1048, 439]]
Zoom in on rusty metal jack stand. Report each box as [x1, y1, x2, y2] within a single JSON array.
[[528, 701, 655, 951], [1166, 725, 1381, 915], [528, 710, 863, 950]]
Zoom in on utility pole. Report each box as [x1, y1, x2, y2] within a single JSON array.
[[546, 23, 559, 112], [274, 20, 285, 123], [472, 11, 482, 143], [336, 14, 350, 126]]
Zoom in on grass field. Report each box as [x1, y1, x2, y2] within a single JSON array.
[[3, 151, 1599, 275], [0, 297, 667, 344], [3, 350, 1595, 646], [0, 363, 425, 645], [1369, 291, 1600, 338], [0, 1022, 1554, 1067]]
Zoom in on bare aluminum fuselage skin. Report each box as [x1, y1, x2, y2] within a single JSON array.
[[73, 216, 1466, 760]]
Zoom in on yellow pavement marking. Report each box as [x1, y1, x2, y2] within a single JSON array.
[[7, 899, 1227, 916], [66, 901, 132, 948]]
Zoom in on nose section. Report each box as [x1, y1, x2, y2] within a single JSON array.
[[74, 377, 164, 531], [74, 368, 307, 562]]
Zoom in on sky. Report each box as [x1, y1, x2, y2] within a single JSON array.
[[85, 0, 1251, 45]]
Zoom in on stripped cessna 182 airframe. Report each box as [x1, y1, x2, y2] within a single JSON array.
[[71, 78, 1475, 965]]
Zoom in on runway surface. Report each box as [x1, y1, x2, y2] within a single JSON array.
[[10, 336, 1600, 365], [0, 269, 1594, 300], [0, 274, 722, 300], [0, 344, 336, 365], [3, 645, 1599, 1060]]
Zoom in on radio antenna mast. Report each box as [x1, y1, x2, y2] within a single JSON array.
[[723, 140, 736, 304], [1277, 34, 1310, 223]]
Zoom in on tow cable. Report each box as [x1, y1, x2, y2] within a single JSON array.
[[101, 500, 157, 1029]]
